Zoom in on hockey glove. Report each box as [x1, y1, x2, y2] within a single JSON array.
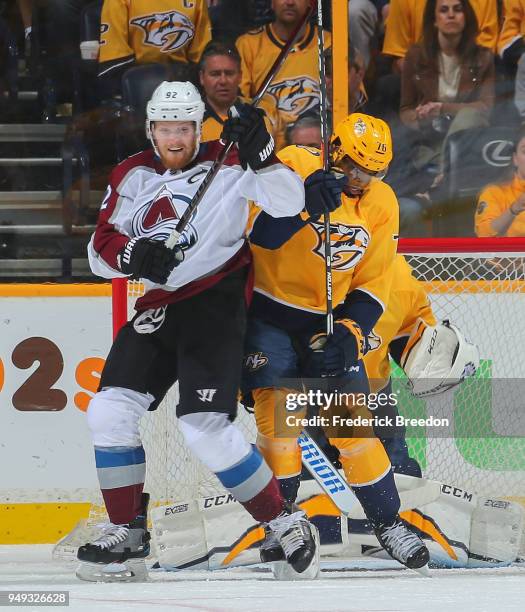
[[304, 169, 347, 219], [221, 104, 274, 171], [119, 237, 183, 284], [308, 319, 365, 377]]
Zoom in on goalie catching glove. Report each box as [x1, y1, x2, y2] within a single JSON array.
[[309, 319, 365, 377], [221, 104, 274, 171], [119, 237, 183, 284], [400, 319, 480, 397]]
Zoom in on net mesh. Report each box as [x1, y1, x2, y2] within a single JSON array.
[[97, 252, 525, 519]]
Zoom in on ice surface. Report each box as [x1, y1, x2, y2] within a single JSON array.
[[0, 546, 523, 612]]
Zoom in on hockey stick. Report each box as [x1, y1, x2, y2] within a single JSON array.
[[298, 429, 441, 518], [315, 0, 333, 335], [165, 0, 316, 249]]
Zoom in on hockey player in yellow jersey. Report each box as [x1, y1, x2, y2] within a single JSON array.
[[244, 113, 430, 571], [317, 253, 478, 477], [236, 0, 330, 150], [98, 0, 211, 89]]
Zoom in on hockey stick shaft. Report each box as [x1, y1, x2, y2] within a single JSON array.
[[299, 429, 441, 518], [165, 0, 317, 250], [315, 0, 333, 335]]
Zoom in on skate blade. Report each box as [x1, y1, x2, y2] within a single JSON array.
[[271, 525, 320, 581], [76, 559, 148, 583]]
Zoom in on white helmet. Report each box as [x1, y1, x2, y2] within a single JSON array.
[[146, 81, 205, 161], [400, 319, 480, 398]]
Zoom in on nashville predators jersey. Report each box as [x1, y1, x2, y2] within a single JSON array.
[[99, 0, 211, 77], [382, 0, 498, 57], [236, 23, 331, 150], [475, 175, 525, 237], [247, 144, 399, 334], [364, 255, 436, 392], [498, 0, 525, 57]]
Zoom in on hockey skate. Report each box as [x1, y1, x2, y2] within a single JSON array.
[[374, 515, 429, 572], [76, 493, 151, 582], [263, 505, 320, 580]]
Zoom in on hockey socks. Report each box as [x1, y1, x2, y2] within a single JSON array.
[[94, 445, 146, 525], [215, 445, 285, 522]]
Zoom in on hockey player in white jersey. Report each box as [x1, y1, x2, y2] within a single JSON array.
[[78, 81, 339, 581]]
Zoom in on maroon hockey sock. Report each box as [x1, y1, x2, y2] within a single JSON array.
[[240, 476, 285, 523], [101, 483, 144, 525]]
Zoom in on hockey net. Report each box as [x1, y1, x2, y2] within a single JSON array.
[[83, 238, 525, 530]]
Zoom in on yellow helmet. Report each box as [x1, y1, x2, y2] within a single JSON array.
[[330, 113, 393, 173]]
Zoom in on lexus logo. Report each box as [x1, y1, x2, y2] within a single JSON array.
[[481, 140, 513, 167]]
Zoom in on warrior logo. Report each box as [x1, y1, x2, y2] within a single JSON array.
[[267, 76, 319, 117], [130, 11, 195, 53], [310, 222, 370, 270], [244, 352, 269, 371], [131, 185, 198, 256]]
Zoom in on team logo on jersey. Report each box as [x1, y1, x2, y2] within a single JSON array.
[[310, 222, 370, 270], [267, 76, 319, 117], [131, 185, 198, 254], [366, 329, 382, 352], [130, 10, 195, 52], [244, 351, 269, 371]]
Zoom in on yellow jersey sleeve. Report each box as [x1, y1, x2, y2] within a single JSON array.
[[99, 0, 134, 68], [498, 0, 525, 56]]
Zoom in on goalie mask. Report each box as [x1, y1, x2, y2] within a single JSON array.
[[146, 81, 205, 162], [400, 320, 480, 397]]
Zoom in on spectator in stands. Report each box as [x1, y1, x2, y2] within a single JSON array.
[[236, 0, 330, 150], [198, 40, 280, 144], [284, 114, 322, 147], [400, 0, 494, 170], [98, 0, 211, 98], [515, 55, 525, 118], [373, 0, 497, 119], [475, 127, 525, 236], [497, 0, 525, 71], [199, 40, 243, 141], [348, 0, 379, 70], [395, 0, 495, 237], [325, 45, 367, 118]]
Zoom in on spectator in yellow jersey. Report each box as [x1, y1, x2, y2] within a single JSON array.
[[475, 127, 525, 236], [498, 0, 525, 69], [98, 0, 211, 97], [198, 40, 281, 144], [236, 0, 331, 150], [199, 40, 243, 142]]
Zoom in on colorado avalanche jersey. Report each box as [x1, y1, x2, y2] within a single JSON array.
[[88, 142, 304, 309]]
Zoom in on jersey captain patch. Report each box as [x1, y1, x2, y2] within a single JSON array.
[[310, 222, 370, 270], [131, 186, 198, 250], [130, 10, 195, 52]]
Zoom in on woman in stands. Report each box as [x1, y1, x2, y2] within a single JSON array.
[[475, 127, 525, 236], [396, 0, 495, 235]]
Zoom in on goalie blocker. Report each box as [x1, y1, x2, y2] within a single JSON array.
[[150, 475, 524, 571]]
